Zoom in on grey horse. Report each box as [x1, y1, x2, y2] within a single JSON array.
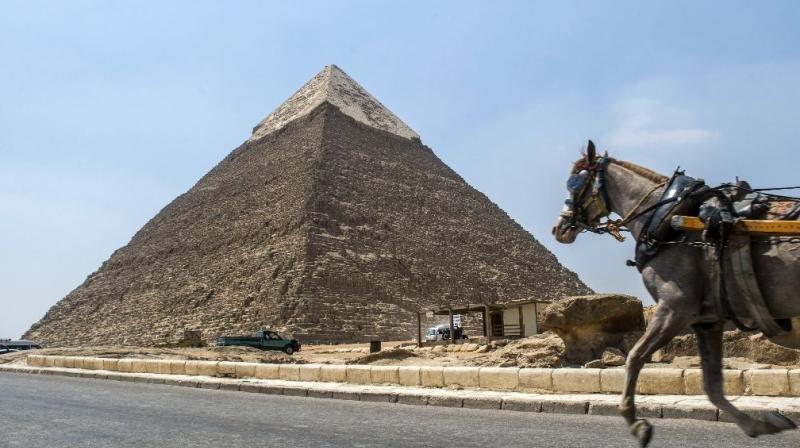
[[552, 142, 798, 446]]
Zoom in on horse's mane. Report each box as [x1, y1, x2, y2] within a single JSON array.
[[609, 158, 669, 183], [571, 156, 669, 183]]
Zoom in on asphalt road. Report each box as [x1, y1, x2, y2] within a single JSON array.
[[2, 374, 799, 448]]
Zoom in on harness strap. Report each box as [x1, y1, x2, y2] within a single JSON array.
[[717, 242, 759, 332], [605, 181, 667, 235], [727, 233, 786, 337]]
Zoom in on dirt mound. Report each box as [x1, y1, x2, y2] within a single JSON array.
[[469, 333, 566, 368], [348, 348, 419, 365]]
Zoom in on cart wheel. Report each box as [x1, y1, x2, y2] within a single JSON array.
[[283, 346, 294, 355]]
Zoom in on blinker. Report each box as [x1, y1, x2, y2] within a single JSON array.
[[567, 170, 590, 193]]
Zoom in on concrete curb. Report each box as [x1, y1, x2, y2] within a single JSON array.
[[3, 364, 800, 425], [23, 354, 800, 397]]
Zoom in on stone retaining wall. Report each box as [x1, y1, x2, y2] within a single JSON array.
[[24, 355, 800, 397]]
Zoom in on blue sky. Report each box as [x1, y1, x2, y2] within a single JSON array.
[[2, 1, 799, 339]]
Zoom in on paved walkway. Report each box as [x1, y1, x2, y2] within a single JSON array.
[[2, 363, 799, 425]]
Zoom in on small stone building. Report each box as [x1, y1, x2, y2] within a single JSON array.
[[418, 298, 550, 344]]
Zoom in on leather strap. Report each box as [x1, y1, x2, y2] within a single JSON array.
[[728, 233, 785, 337]]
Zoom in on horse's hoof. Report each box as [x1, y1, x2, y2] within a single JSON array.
[[765, 412, 797, 433], [630, 419, 653, 447], [745, 412, 798, 437]]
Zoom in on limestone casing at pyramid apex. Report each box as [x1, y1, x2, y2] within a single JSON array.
[[249, 65, 420, 142]]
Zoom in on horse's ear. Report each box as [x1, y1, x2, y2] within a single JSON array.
[[586, 140, 596, 163]]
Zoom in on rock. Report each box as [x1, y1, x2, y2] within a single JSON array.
[[651, 349, 674, 363], [475, 345, 489, 353], [749, 363, 772, 370], [471, 333, 566, 368], [432, 345, 446, 354], [767, 318, 800, 349], [584, 359, 605, 368], [621, 331, 644, 354], [602, 347, 626, 366], [658, 330, 800, 366], [670, 356, 700, 369], [541, 294, 644, 364]]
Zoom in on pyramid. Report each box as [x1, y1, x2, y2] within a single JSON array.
[[25, 65, 591, 346]]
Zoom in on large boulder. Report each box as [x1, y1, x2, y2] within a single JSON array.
[[660, 329, 800, 366], [541, 294, 645, 363]]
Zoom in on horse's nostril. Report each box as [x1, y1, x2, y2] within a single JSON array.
[[552, 226, 557, 235]]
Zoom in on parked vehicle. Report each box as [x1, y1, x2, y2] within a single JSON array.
[[0, 339, 40, 350], [425, 325, 467, 342], [0, 345, 19, 355], [426, 324, 447, 341], [216, 330, 300, 354]]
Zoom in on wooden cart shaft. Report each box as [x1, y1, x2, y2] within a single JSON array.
[[671, 216, 800, 235]]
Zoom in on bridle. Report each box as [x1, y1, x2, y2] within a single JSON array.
[[560, 153, 616, 237], [561, 153, 666, 242]]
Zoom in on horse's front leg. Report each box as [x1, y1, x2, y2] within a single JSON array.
[[694, 321, 797, 437], [621, 301, 692, 447]]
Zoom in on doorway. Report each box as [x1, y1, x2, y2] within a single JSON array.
[[490, 312, 504, 337]]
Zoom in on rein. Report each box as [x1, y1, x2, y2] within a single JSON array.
[[602, 180, 667, 241]]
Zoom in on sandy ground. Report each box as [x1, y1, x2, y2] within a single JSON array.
[[2, 338, 796, 371], [0, 340, 487, 367]]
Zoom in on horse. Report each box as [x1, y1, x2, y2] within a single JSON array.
[[552, 141, 799, 447]]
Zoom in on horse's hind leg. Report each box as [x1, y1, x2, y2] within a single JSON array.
[[694, 322, 797, 437], [620, 302, 693, 447]]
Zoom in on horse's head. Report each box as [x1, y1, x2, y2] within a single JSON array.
[[552, 140, 612, 244]]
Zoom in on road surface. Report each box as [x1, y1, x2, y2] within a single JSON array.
[[2, 373, 799, 447]]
